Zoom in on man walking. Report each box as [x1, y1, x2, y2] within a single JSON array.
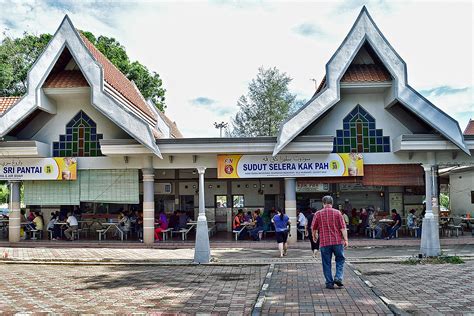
[[312, 196, 348, 289]]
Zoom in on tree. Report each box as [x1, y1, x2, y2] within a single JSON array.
[[0, 31, 166, 111], [0, 32, 52, 96], [229, 67, 298, 137]]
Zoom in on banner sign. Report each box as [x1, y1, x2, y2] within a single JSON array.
[[217, 154, 363, 179], [0, 158, 77, 180]]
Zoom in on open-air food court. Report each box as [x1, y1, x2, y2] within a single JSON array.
[[0, 9, 473, 254]]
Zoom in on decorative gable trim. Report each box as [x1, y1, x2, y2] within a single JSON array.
[[274, 7, 469, 156], [0, 15, 162, 158]]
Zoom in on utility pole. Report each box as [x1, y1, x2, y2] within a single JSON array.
[[214, 121, 228, 137], [310, 78, 318, 91]]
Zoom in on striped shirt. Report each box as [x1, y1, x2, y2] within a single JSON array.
[[311, 206, 346, 248]]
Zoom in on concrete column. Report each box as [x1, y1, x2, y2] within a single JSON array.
[[194, 166, 210, 263], [420, 164, 441, 257], [142, 156, 155, 245], [284, 178, 297, 244], [8, 181, 21, 243]]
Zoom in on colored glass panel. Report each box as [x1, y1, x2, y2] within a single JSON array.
[[52, 110, 103, 157], [333, 104, 390, 153]]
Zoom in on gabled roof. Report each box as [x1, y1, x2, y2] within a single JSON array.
[[0, 96, 21, 114], [274, 7, 469, 155], [78, 33, 157, 123], [0, 15, 163, 157], [464, 119, 474, 136]]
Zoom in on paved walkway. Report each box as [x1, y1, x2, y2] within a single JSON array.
[[0, 264, 267, 314], [262, 263, 391, 315], [1, 244, 473, 264], [353, 261, 474, 315], [1, 235, 473, 249]]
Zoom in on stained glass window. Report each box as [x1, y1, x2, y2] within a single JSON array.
[[333, 104, 390, 153], [53, 111, 103, 157]]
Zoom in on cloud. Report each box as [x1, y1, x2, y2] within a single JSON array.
[[420, 85, 470, 97], [1, 1, 471, 137], [293, 23, 326, 38], [191, 97, 216, 106]]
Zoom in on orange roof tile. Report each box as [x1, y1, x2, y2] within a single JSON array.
[[342, 64, 391, 82], [0, 96, 21, 114], [464, 119, 474, 135], [78, 33, 157, 123], [158, 112, 183, 138], [44, 70, 89, 88], [315, 64, 391, 94]]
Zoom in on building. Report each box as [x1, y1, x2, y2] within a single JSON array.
[[1, 8, 473, 251]]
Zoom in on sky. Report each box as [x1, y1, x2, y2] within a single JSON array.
[[0, 0, 473, 137]]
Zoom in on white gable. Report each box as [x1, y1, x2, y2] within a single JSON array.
[[274, 7, 469, 155]]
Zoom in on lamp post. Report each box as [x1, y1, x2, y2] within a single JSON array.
[[214, 121, 228, 137]]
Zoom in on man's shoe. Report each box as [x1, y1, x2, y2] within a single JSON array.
[[334, 279, 344, 287], [325, 284, 335, 289]]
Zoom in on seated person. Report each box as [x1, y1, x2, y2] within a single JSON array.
[[407, 209, 417, 228], [359, 208, 368, 234], [64, 212, 78, 241], [178, 211, 190, 230], [243, 211, 252, 223], [47, 213, 60, 240], [118, 211, 131, 234], [154, 210, 169, 241], [368, 209, 383, 239], [233, 209, 245, 240], [249, 210, 264, 241], [168, 211, 179, 231], [386, 209, 402, 239], [31, 212, 44, 238], [340, 209, 349, 226], [349, 208, 360, 235]]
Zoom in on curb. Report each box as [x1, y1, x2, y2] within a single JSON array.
[[251, 263, 274, 315], [347, 262, 408, 316]]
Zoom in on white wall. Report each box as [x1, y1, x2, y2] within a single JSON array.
[[32, 93, 130, 149], [450, 170, 474, 216], [305, 92, 412, 140]]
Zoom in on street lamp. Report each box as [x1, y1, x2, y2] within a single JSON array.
[[214, 121, 228, 137]]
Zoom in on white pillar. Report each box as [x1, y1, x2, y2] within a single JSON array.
[[142, 156, 155, 245], [420, 164, 441, 257], [194, 166, 210, 263], [8, 181, 21, 243], [285, 178, 297, 244]]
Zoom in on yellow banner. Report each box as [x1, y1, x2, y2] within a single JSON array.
[[0, 157, 77, 180], [217, 153, 363, 179]]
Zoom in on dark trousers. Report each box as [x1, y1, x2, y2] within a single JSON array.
[[320, 244, 345, 286]]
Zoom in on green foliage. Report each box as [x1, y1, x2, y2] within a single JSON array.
[[401, 255, 464, 265], [0, 30, 166, 111], [0, 32, 52, 96], [229, 67, 298, 137], [0, 183, 9, 204], [440, 193, 449, 209]]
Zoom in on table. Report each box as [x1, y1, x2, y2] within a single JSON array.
[[100, 222, 124, 241]]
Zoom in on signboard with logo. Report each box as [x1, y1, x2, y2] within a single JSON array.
[[296, 182, 329, 192], [217, 154, 363, 179], [0, 158, 77, 180], [339, 183, 382, 191]]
